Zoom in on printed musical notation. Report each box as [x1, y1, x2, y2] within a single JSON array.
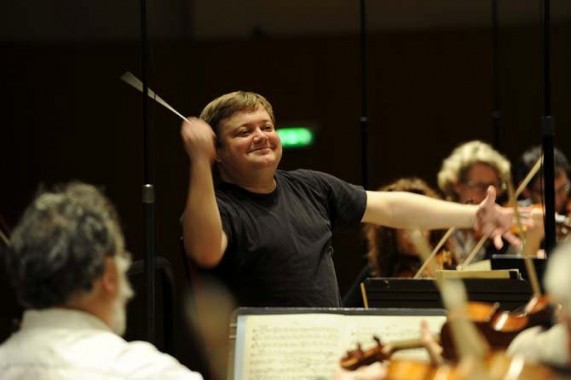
[[234, 313, 446, 380]]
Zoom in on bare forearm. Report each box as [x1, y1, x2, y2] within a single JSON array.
[[182, 159, 226, 267], [362, 191, 476, 229]]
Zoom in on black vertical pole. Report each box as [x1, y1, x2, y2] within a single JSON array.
[[359, 0, 369, 190], [491, 0, 502, 151], [540, 0, 556, 254], [140, 0, 156, 342]]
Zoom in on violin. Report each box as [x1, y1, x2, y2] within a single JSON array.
[[439, 302, 524, 361], [385, 352, 555, 380], [440, 296, 557, 361], [407, 230, 557, 366], [341, 228, 558, 379], [493, 294, 554, 330], [455, 184, 558, 347], [486, 201, 557, 340], [340, 335, 439, 371], [340, 335, 555, 379]]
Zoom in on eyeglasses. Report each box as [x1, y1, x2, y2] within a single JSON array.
[[463, 180, 504, 193], [532, 180, 571, 197]]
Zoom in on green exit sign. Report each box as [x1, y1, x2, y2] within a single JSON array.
[[277, 127, 315, 149]]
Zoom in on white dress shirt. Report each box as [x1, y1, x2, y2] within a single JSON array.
[[0, 308, 204, 379], [507, 323, 569, 366]]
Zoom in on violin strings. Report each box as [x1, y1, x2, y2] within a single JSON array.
[[120, 71, 188, 123]]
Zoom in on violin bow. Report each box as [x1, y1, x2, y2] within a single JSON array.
[[408, 230, 490, 364], [413, 227, 454, 279], [508, 180, 543, 298], [515, 155, 543, 199], [457, 233, 489, 268], [458, 155, 543, 270]]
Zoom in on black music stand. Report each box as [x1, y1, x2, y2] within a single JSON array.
[[363, 278, 532, 311], [490, 255, 547, 292]]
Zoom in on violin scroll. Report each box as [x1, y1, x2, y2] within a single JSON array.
[[339, 336, 387, 371]]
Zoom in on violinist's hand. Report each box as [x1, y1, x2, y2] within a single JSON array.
[[334, 362, 387, 380], [473, 186, 524, 249], [420, 320, 444, 366]]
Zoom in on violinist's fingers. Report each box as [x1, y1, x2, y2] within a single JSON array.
[[420, 320, 429, 335], [419, 320, 444, 366], [419, 320, 432, 343]]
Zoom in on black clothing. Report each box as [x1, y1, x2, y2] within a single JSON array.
[[206, 169, 367, 307]]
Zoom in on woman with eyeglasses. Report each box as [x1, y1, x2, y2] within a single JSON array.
[[437, 140, 514, 264]]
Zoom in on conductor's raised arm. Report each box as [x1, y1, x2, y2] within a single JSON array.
[[181, 117, 227, 268]]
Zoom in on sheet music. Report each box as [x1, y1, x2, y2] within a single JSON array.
[[234, 313, 446, 380]]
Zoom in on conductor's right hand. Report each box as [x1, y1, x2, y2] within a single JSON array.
[[180, 117, 217, 163]]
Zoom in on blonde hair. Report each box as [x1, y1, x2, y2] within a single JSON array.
[[437, 140, 511, 201], [200, 91, 275, 136]]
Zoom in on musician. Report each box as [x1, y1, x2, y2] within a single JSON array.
[[515, 145, 571, 215], [363, 178, 453, 279], [507, 146, 571, 257], [342, 178, 450, 307], [0, 183, 203, 379], [437, 140, 513, 264], [507, 240, 571, 367], [181, 91, 517, 308]]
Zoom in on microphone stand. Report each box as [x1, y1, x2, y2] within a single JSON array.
[[139, 0, 157, 343], [359, 0, 369, 190], [540, 0, 556, 254]]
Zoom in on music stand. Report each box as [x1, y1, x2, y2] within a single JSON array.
[[229, 307, 447, 380], [490, 255, 547, 292], [363, 278, 532, 311]]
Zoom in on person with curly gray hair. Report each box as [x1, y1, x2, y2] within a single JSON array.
[[0, 182, 203, 380], [437, 141, 512, 264], [437, 140, 511, 205], [507, 240, 571, 369]]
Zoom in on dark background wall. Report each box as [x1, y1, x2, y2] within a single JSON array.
[[1, 1, 570, 375]]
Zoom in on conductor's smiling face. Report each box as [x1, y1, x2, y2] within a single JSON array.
[[216, 107, 282, 176]]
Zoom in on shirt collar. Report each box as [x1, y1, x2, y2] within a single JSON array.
[[21, 308, 112, 332]]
